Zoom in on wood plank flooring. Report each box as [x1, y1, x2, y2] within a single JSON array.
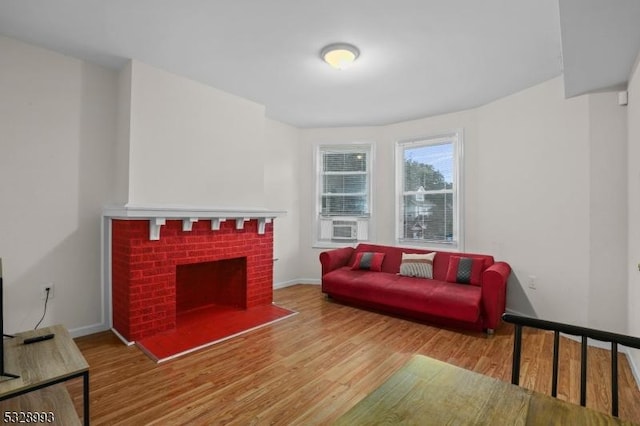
[[70, 284, 640, 425]]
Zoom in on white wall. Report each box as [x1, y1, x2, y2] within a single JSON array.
[[587, 92, 627, 333], [114, 61, 132, 204], [627, 51, 640, 378], [263, 119, 301, 286], [476, 81, 628, 330], [476, 78, 591, 326], [127, 60, 267, 208], [0, 36, 117, 335], [297, 77, 629, 331]]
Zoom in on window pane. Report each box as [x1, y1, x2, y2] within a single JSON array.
[[403, 143, 453, 191], [402, 193, 453, 242], [323, 174, 367, 194], [322, 195, 367, 215], [397, 134, 460, 247], [323, 152, 367, 172]]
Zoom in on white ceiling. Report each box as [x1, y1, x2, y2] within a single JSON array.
[[1, 0, 639, 128]]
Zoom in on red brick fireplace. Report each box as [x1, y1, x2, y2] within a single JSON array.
[[105, 206, 283, 343]]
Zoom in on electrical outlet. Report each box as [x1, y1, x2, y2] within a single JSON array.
[[41, 283, 54, 300], [527, 275, 537, 290]]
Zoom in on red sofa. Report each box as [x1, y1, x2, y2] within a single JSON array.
[[320, 243, 511, 333]]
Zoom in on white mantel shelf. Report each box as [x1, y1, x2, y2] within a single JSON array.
[[103, 204, 286, 240]]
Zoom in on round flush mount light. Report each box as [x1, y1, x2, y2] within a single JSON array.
[[320, 43, 360, 70]]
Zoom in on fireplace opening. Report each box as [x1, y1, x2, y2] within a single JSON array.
[[176, 257, 248, 320]]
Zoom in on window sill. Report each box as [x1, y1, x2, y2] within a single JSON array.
[[396, 239, 461, 252], [313, 241, 360, 250]]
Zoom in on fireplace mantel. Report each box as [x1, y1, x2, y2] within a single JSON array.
[[103, 204, 284, 343], [104, 204, 286, 240]]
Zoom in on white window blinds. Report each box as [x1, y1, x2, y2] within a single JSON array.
[[397, 132, 462, 248], [321, 150, 369, 216]]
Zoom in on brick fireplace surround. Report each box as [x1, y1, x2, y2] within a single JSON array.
[[104, 206, 284, 343]]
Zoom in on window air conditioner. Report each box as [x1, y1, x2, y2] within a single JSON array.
[[332, 220, 358, 240]]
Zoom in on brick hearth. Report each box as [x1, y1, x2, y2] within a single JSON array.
[[111, 218, 274, 342]]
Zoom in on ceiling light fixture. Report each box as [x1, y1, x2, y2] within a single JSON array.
[[320, 43, 360, 70]]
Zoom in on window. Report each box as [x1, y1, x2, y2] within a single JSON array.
[[316, 144, 372, 245], [396, 132, 462, 249]]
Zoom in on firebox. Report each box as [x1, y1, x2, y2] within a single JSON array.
[[176, 257, 247, 314]]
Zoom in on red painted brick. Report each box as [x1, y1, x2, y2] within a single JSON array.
[[111, 218, 274, 341]]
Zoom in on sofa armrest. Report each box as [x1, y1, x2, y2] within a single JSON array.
[[319, 246, 355, 276], [481, 261, 511, 330]]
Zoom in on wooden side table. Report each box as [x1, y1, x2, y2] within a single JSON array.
[[0, 325, 89, 425]]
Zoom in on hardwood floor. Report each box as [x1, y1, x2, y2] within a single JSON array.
[[70, 284, 640, 425]]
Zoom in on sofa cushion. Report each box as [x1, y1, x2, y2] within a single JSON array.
[[349, 243, 495, 281], [351, 252, 385, 272], [445, 256, 484, 286], [350, 243, 435, 275], [423, 280, 482, 322], [399, 252, 435, 278], [322, 268, 482, 324], [322, 268, 402, 301]]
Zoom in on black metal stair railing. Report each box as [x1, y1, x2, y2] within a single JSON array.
[[502, 313, 640, 417]]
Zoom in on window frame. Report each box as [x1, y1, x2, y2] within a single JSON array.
[[395, 131, 464, 251], [314, 142, 374, 248]]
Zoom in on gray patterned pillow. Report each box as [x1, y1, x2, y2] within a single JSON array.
[[399, 252, 436, 278]]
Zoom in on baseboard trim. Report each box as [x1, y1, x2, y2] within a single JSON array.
[[274, 279, 320, 289], [504, 308, 535, 317], [68, 322, 110, 339], [627, 349, 640, 390], [110, 327, 135, 346]]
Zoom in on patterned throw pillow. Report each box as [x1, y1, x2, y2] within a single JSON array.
[[445, 256, 484, 285], [351, 252, 385, 272], [399, 252, 436, 278]]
